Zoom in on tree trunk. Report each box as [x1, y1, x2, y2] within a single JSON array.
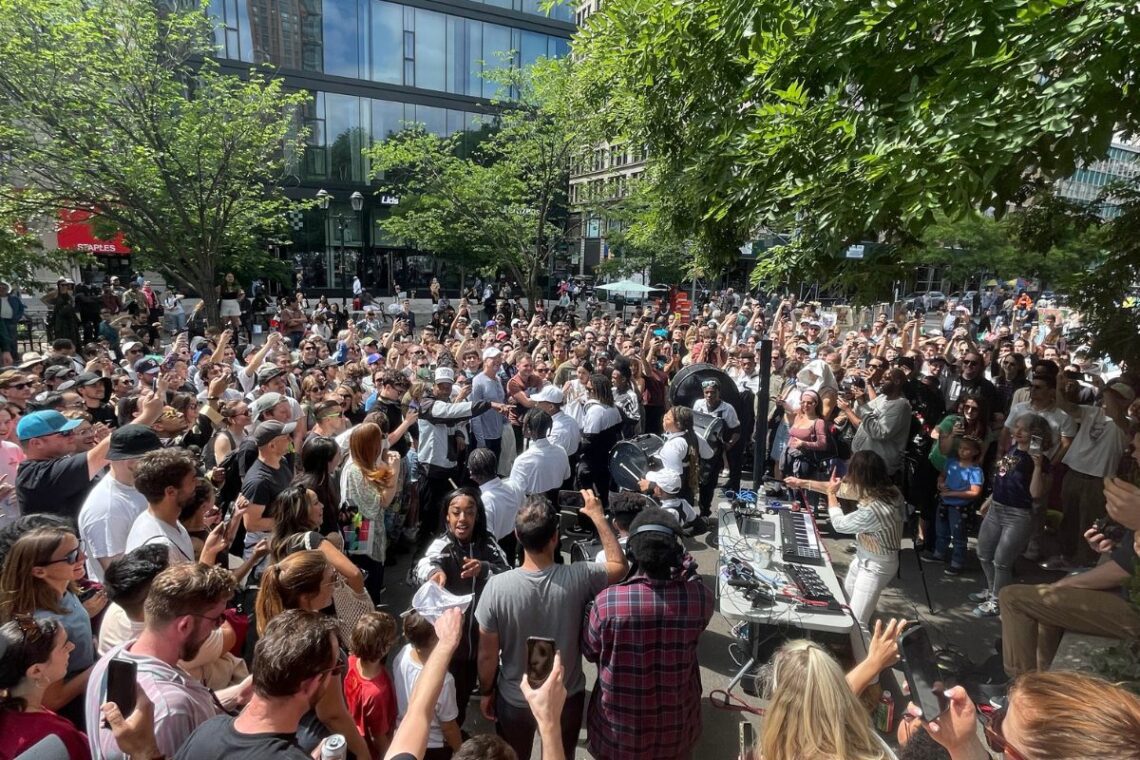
[[192, 262, 219, 329]]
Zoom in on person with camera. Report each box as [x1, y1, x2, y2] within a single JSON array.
[[580, 506, 713, 760], [839, 368, 912, 478]]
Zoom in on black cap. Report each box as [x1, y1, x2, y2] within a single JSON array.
[[133, 358, 160, 374], [107, 424, 162, 461]]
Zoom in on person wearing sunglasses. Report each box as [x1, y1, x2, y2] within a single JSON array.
[[0, 370, 34, 412], [943, 350, 1001, 422], [905, 671, 1140, 760], [0, 525, 100, 727]]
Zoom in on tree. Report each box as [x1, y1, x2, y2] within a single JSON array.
[[0, 198, 83, 290], [0, 0, 308, 324], [368, 57, 582, 308]]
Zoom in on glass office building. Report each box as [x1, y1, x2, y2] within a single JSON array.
[[208, 0, 573, 295]]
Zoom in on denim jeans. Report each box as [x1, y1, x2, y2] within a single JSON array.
[[935, 500, 969, 569], [976, 501, 1034, 596]]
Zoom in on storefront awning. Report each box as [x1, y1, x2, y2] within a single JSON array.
[[56, 209, 131, 255]]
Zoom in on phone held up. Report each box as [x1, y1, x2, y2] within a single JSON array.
[[104, 657, 138, 721], [557, 490, 585, 510], [898, 625, 948, 722], [526, 637, 556, 689], [1028, 435, 1044, 457]]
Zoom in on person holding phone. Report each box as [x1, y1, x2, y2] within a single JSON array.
[[970, 414, 1052, 618], [413, 486, 511, 728]]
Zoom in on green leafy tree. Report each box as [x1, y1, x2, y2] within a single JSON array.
[[368, 57, 582, 308], [0, 198, 84, 290], [0, 0, 309, 324]]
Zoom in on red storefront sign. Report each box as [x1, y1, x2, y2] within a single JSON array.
[[56, 209, 131, 255]]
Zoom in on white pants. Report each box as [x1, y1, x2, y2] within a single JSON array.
[[843, 552, 899, 661]]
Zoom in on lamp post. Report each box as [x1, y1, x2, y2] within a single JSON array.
[[316, 189, 331, 296], [350, 191, 364, 306]]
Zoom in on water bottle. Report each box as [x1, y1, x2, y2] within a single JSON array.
[[873, 691, 895, 733], [321, 734, 347, 760]]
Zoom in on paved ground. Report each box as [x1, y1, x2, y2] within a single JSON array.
[[379, 476, 1061, 759]]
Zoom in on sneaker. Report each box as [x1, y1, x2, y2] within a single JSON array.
[[945, 565, 964, 576], [968, 589, 993, 603], [922, 552, 947, 564], [972, 600, 1000, 618], [1038, 555, 1073, 571], [685, 516, 710, 537]]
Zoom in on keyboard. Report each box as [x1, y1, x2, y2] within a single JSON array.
[[779, 510, 824, 566], [783, 563, 835, 603]]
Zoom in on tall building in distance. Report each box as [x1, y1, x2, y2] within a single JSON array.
[[207, 0, 573, 296], [1054, 140, 1140, 219], [565, 0, 647, 277]]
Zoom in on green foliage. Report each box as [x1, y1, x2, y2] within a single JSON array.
[[368, 57, 581, 307], [0, 197, 85, 289], [0, 0, 308, 322]]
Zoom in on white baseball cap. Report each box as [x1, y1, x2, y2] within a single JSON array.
[[647, 469, 681, 495], [531, 385, 564, 404], [434, 366, 455, 384], [481, 347, 502, 361]]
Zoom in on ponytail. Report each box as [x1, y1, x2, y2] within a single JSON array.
[[253, 550, 329, 635]]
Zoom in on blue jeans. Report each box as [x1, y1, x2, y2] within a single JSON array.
[[976, 501, 1034, 596], [935, 500, 969, 569]]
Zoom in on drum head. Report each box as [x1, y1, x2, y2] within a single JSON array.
[[668, 363, 742, 410], [609, 441, 650, 492]]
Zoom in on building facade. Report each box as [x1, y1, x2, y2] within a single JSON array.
[[1054, 140, 1140, 219], [209, 0, 574, 296]]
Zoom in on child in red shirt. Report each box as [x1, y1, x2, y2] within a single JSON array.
[[344, 610, 399, 759]]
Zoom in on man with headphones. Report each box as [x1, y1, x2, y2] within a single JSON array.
[[581, 507, 714, 760]]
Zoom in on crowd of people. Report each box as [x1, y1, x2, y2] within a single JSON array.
[[0, 273, 1137, 760]]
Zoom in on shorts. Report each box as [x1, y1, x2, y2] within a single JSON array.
[[220, 299, 241, 317]]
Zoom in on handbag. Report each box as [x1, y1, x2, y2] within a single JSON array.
[[332, 583, 376, 644]]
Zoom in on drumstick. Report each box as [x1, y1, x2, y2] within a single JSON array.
[[620, 463, 640, 481]]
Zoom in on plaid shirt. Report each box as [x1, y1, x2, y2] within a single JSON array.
[[581, 563, 714, 760]]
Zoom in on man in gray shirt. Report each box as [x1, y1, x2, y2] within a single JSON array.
[[476, 490, 626, 759], [470, 347, 506, 456], [840, 368, 912, 476]]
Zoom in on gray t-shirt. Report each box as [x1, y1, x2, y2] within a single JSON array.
[[475, 562, 608, 707]]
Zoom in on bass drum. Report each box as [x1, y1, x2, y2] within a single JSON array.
[[608, 434, 665, 492], [668, 362, 742, 411]]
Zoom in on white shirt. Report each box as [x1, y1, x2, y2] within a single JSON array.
[[79, 475, 149, 583], [595, 535, 629, 563], [548, 410, 581, 457], [1005, 400, 1077, 459], [479, 477, 525, 540], [125, 511, 195, 566], [508, 438, 571, 496], [1062, 405, 1128, 478], [393, 644, 458, 749], [580, 400, 622, 435], [693, 398, 741, 430], [0, 440, 25, 530]]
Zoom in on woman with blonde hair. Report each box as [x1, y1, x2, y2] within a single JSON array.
[[341, 422, 402, 600], [0, 526, 103, 727], [760, 639, 892, 760], [254, 550, 370, 759]]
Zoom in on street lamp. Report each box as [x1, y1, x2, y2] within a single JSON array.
[[316, 189, 332, 296], [350, 191, 364, 305]]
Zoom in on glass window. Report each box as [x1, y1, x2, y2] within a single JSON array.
[[323, 0, 361, 77], [413, 9, 446, 91], [415, 105, 446, 137], [371, 99, 408, 143], [446, 109, 465, 138], [482, 23, 511, 99], [304, 93, 327, 179], [521, 31, 546, 67], [371, 0, 403, 84], [446, 16, 466, 95], [465, 20, 483, 97], [327, 93, 364, 182]]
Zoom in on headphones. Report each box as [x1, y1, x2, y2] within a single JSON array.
[[626, 522, 684, 567]]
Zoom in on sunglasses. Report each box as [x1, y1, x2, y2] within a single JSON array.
[[190, 611, 227, 628], [41, 540, 83, 566], [983, 707, 1028, 760], [11, 613, 48, 644], [961, 359, 981, 366], [5, 383, 29, 390]]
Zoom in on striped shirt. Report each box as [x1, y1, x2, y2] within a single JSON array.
[[829, 495, 904, 559]]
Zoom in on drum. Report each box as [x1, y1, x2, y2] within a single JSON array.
[[608, 434, 665, 492], [668, 363, 742, 411], [692, 410, 725, 444]]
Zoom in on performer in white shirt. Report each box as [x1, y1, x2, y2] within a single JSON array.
[[508, 408, 570, 502]]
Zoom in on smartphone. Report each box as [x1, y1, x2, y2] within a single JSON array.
[[1028, 435, 1043, 456], [557, 490, 585, 510], [738, 720, 756, 759], [526, 637, 556, 689], [898, 625, 947, 721], [105, 658, 138, 719]]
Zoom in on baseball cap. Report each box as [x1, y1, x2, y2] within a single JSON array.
[[16, 410, 82, 441], [253, 419, 297, 446], [107, 424, 162, 461], [44, 365, 74, 381], [365, 353, 383, 365], [646, 469, 681, 495], [256, 365, 286, 384], [121, 341, 143, 354], [531, 385, 564, 404], [249, 392, 286, 420], [360, 336, 379, 347], [75, 372, 107, 388], [481, 347, 501, 361], [133, 358, 160, 375], [434, 367, 455, 384], [1107, 382, 1136, 403]]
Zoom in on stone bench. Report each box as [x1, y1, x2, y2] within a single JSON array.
[[1049, 632, 1121, 674]]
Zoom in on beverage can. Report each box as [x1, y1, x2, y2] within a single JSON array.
[[321, 734, 347, 760], [874, 691, 895, 733]]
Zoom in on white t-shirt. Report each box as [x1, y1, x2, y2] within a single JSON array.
[[1062, 405, 1128, 478], [125, 511, 196, 566], [79, 475, 149, 583], [392, 644, 458, 749], [1005, 401, 1077, 459]]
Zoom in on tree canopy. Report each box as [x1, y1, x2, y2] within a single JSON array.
[[0, 0, 307, 321], [573, 0, 1140, 359]]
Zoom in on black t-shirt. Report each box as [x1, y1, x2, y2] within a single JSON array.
[[240, 459, 293, 515], [173, 715, 309, 760], [85, 402, 118, 429], [16, 454, 92, 519]]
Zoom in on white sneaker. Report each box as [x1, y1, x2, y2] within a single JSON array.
[[972, 600, 1000, 618], [968, 589, 992, 603]]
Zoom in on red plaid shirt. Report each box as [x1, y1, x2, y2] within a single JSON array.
[[581, 564, 714, 760]]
